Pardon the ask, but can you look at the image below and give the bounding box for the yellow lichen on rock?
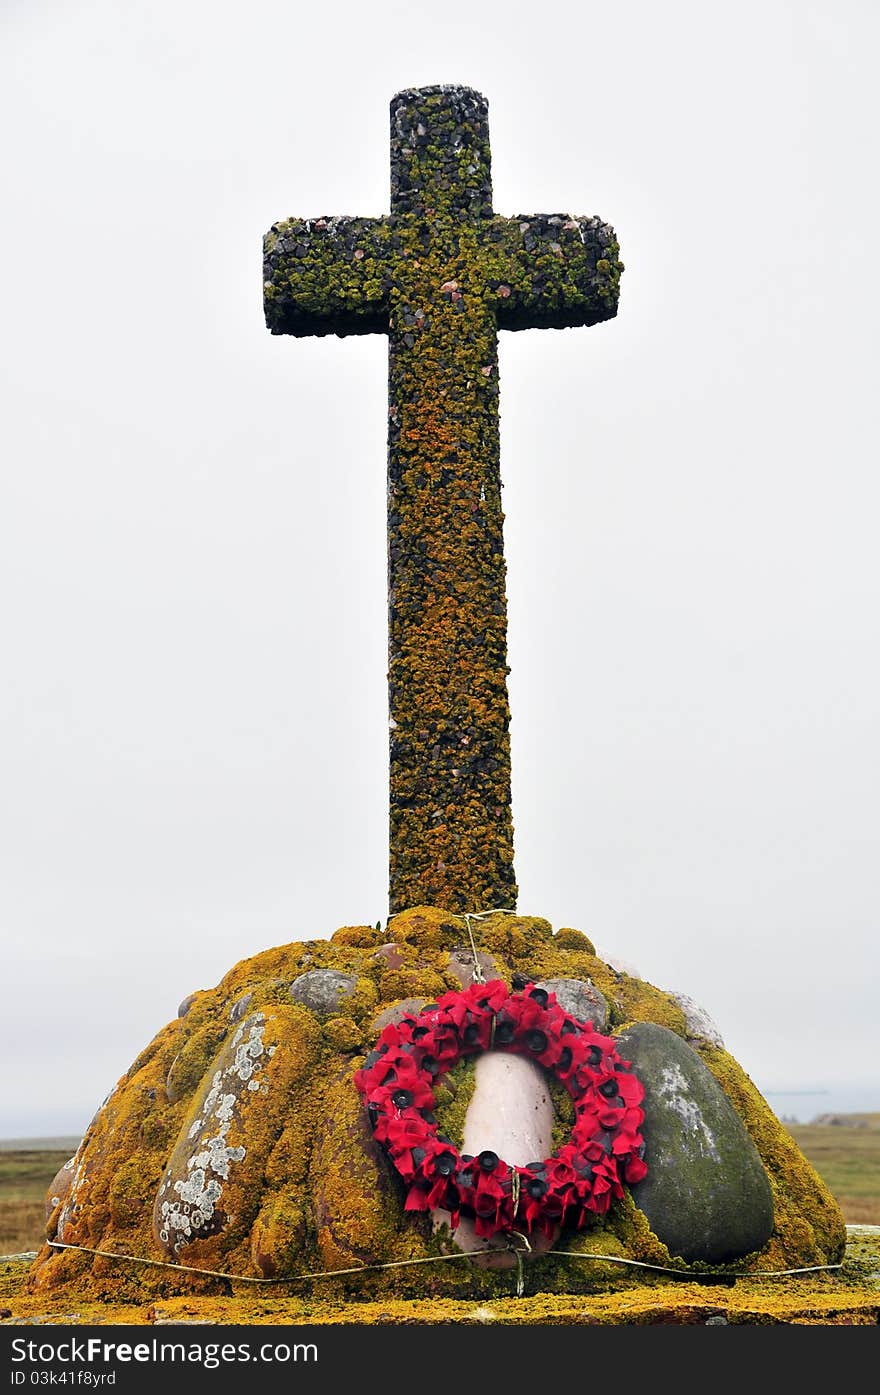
[30,908,846,1307]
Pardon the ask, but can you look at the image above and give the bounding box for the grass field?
[2,1117,878,1253]
[0,1149,71,1254]
[787,1114,880,1224]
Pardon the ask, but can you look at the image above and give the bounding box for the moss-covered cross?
[264,85,622,916]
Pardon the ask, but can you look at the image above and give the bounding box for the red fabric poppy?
[355,979,647,1241]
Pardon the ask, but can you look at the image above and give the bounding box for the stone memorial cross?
[264,85,622,915]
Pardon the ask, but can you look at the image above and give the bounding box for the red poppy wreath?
[355,979,648,1239]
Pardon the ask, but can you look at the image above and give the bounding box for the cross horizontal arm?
[263,216,392,337]
[480,214,622,332]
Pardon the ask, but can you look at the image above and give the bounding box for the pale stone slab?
[433,1052,558,1267]
[154,1013,273,1255]
[462,1054,554,1165]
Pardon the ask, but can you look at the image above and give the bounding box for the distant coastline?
[763,1085,880,1123]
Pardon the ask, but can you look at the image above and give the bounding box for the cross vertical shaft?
[387,88,515,913]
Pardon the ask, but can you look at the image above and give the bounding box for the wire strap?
[551,1251,843,1279]
[47,1239,842,1285]
[462,906,517,984]
[48,1241,496,1285]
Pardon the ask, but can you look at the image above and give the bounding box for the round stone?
[289,969,358,1016]
[370,942,408,970]
[371,997,426,1033]
[447,946,500,987]
[670,992,725,1048]
[229,992,253,1023]
[537,977,608,1030]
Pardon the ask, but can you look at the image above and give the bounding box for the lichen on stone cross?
[263,85,623,915]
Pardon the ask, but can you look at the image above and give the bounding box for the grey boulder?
[617,1022,774,1263]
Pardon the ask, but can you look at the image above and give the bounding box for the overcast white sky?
[2,0,878,1136]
